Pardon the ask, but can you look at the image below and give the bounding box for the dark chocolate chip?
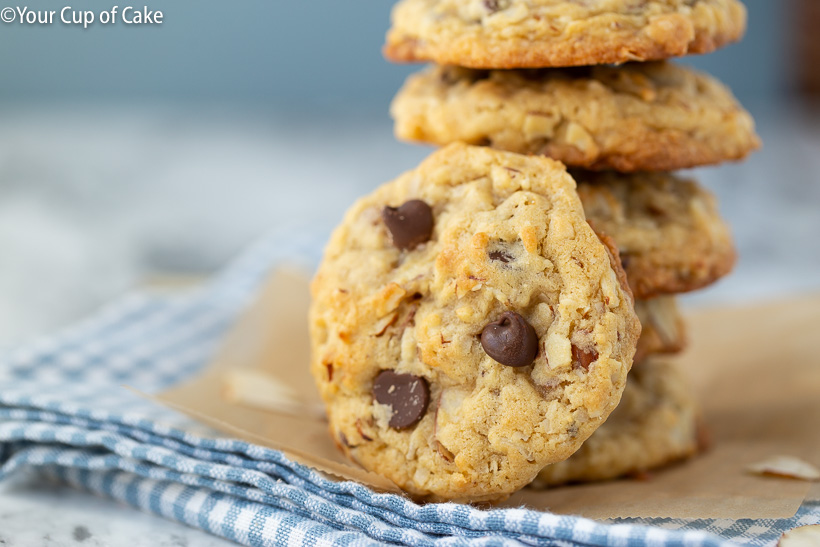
[382,200,434,250]
[373,370,430,429]
[489,250,513,264]
[572,345,598,371]
[483,0,511,12]
[480,311,538,367]
[483,0,501,11]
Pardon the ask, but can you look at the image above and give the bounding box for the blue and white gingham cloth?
[1,229,817,546]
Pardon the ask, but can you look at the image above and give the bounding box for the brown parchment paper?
[157,269,820,520]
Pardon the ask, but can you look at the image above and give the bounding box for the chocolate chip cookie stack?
[385,0,760,487]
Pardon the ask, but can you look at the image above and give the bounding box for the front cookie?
[384,0,747,69]
[392,62,759,172]
[310,143,640,502]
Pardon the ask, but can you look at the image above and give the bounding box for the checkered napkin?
[1,229,817,547]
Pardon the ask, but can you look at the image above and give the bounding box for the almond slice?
[747,456,820,481]
[222,369,327,420]
[778,525,820,547]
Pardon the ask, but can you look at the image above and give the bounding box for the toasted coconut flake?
[778,525,820,547]
[747,456,820,481]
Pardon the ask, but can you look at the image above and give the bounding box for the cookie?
[385,0,747,69]
[634,297,686,363]
[310,143,641,502]
[391,62,760,172]
[577,170,736,298]
[531,359,699,487]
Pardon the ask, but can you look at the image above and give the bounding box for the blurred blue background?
[0,0,792,106]
[0,0,818,345]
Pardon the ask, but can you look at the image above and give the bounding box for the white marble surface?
[0,473,231,546]
[0,103,818,544]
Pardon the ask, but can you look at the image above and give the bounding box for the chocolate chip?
[382,200,433,250]
[373,370,430,429]
[480,311,538,367]
[483,0,508,12]
[489,250,513,264]
[483,0,501,11]
[572,345,598,371]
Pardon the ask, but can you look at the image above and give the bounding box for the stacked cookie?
[386,0,759,488]
[311,143,642,502]
[308,0,760,503]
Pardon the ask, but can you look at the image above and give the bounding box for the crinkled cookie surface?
[309,143,640,502]
[385,0,747,68]
[532,358,699,487]
[577,170,736,298]
[392,62,759,172]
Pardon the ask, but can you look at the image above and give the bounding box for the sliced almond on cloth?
[778,525,820,547]
[747,456,820,481]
